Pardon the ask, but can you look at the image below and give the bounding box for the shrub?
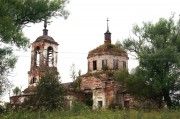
[108,103,123,111]
[71,100,90,114]
[102,65,109,71]
[0,105,5,114]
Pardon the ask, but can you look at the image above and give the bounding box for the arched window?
[35,46,40,66]
[47,46,53,67]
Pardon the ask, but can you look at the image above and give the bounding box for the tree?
[0,48,16,96]
[73,70,82,92]
[115,40,122,48]
[12,86,21,96]
[0,0,69,96]
[28,71,65,110]
[70,63,76,81]
[123,15,180,108]
[113,69,129,84]
[70,64,82,91]
[0,0,69,48]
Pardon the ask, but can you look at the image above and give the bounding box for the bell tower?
[28,20,59,87]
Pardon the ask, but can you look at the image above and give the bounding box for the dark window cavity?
[113,59,118,70]
[93,60,97,70]
[31,77,36,84]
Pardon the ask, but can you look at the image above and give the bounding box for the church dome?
[88,19,128,59]
[87,43,128,58]
[35,35,58,45]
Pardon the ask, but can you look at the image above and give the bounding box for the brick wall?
[88,55,128,72]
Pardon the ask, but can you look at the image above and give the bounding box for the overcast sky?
[2,0,180,101]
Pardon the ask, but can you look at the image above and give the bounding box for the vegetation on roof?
[88,43,127,58]
[81,70,114,80]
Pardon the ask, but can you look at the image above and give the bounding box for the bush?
[108,103,123,111]
[102,65,109,71]
[71,100,90,114]
[24,71,66,111]
[0,105,5,114]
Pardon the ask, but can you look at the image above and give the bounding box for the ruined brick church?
[10,19,136,109]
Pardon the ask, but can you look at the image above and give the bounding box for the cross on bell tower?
[43,19,48,35]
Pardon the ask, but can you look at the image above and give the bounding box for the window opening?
[31,77,36,84]
[35,47,40,66]
[102,59,107,67]
[47,47,53,67]
[93,60,97,70]
[123,61,126,69]
[102,59,108,70]
[113,59,118,70]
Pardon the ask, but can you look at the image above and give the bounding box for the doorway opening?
[98,101,103,109]
[124,101,130,109]
[84,90,93,108]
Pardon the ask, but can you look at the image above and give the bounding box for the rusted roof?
[35,35,58,45]
[88,43,128,58]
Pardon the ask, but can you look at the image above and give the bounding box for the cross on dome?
[107,18,109,32]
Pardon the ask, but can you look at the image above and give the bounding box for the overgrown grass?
[1,109,180,119]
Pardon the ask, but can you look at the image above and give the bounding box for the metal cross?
[107,18,109,31]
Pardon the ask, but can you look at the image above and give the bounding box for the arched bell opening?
[47,46,54,67]
[35,46,40,67]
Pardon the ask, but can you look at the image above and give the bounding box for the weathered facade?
[27,21,58,89]
[78,19,136,109]
[10,21,59,105]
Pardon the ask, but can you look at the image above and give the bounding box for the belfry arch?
[47,46,54,67]
[35,46,40,67]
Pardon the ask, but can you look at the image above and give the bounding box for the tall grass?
[1,109,180,119]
